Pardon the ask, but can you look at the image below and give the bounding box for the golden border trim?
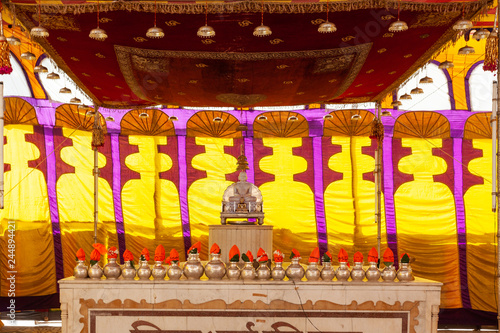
[10,0,489,15]
[79,298,420,333]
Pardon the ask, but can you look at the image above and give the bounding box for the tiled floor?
[0,328,61,333]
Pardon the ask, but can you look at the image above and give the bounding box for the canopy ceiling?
[9,0,488,108]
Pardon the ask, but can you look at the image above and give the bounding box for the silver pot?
[104,258,121,279]
[183,253,204,280]
[336,262,350,281]
[121,261,136,280]
[365,262,381,282]
[205,253,226,280]
[381,265,396,282]
[397,263,414,282]
[285,257,305,281]
[167,262,183,280]
[137,260,152,280]
[305,262,321,281]
[88,264,103,280]
[226,262,241,280]
[320,262,335,281]
[152,261,167,280]
[350,262,365,282]
[240,262,256,280]
[74,260,88,279]
[271,262,286,281]
[256,262,271,280]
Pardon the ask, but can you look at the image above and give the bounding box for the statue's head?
[238,171,247,181]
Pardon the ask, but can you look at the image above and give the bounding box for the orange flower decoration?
[123,249,134,262]
[308,247,320,263]
[107,246,118,259]
[383,248,394,265]
[90,249,101,262]
[338,248,348,263]
[187,241,201,254]
[168,248,179,263]
[140,248,150,261]
[229,245,240,262]
[210,243,221,254]
[353,251,363,263]
[155,245,166,261]
[290,248,301,259]
[257,248,268,262]
[92,243,107,255]
[368,247,378,263]
[242,250,253,262]
[273,250,284,262]
[76,248,86,261]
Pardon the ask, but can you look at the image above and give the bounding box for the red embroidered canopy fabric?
[10,0,487,108]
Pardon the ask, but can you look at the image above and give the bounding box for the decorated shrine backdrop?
[0,98,497,323]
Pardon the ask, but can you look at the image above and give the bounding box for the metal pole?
[493,81,497,213]
[93,107,100,244]
[375,103,382,262]
[0,82,4,210]
[496,4,500,326]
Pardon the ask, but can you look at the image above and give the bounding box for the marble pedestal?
[209,224,273,262]
[59,277,441,333]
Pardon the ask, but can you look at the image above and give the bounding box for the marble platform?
[59,276,441,333]
[209,225,273,261]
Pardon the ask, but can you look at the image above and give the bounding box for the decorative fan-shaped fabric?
[253,112,308,138]
[55,104,106,132]
[464,113,492,140]
[121,109,175,136]
[394,111,450,139]
[186,111,242,138]
[4,97,38,125]
[323,110,374,137]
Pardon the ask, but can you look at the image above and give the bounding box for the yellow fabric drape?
[394,138,461,308]
[464,139,497,312]
[122,135,184,261]
[0,125,55,296]
[324,136,387,257]
[259,137,318,258]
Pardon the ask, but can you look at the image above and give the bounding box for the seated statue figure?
[221,170,264,225]
[229,171,257,205]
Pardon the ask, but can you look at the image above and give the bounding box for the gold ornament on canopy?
[391,100,402,107]
[400,93,412,100]
[351,113,362,120]
[438,60,454,69]
[21,51,35,61]
[254,0,272,37]
[318,0,337,33]
[419,76,433,84]
[197,0,215,38]
[453,4,473,31]
[410,87,423,94]
[458,44,475,55]
[389,0,408,32]
[30,1,49,38]
[146,0,164,39]
[59,87,71,94]
[47,72,60,80]
[70,97,81,104]
[89,0,107,41]
[473,28,490,41]
[34,65,48,73]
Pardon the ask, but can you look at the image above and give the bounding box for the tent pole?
[375,103,382,262]
[93,107,100,244]
[496,5,500,325]
[0,82,4,210]
[493,81,497,213]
